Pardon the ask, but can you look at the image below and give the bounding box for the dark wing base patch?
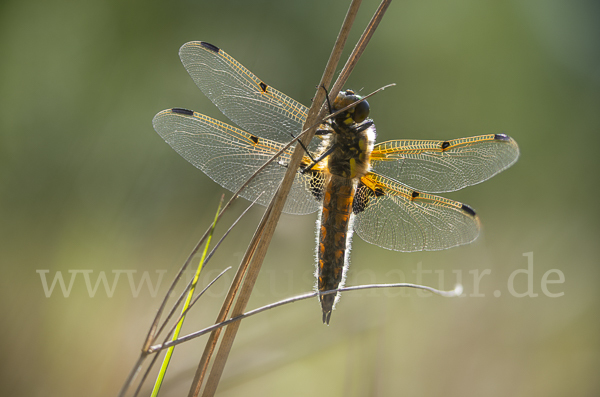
[307,170,325,201]
[353,181,384,214]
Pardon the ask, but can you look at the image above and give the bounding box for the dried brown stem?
[196,1,370,395]
[119,1,393,396]
[330,0,392,103]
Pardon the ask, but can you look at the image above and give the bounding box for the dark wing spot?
[411,191,420,199]
[171,108,194,115]
[250,135,259,144]
[259,82,268,92]
[494,133,510,141]
[441,141,450,150]
[461,204,476,217]
[374,187,385,197]
[200,42,220,53]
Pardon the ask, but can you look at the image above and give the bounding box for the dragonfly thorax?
[320,90,376,180]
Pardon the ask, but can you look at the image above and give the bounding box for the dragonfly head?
[333,89,370,124]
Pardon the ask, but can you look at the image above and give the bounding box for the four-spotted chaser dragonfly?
[153,41,519,324]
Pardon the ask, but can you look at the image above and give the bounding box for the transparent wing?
[179,41,320,151]
[352,173,480,252]
[370,134,519,193]
[153,108,321,215]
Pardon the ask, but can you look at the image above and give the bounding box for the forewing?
[370,134,519,193]
[153,108,321,215]
[352,173,480,252]
[178,41,320,150]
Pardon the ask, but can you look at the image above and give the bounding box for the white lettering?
[507,252,538,297]
[541,269,565,297]
[469,269,491,297]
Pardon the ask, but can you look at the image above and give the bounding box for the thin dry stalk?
[196,1,393,396]
[131,268,231,397]
[330,0,392,101]
[120,1,393,395]
[119,196,259,396]
[187,209,269,396]
[194,1,363,395]
[149,282,462,351]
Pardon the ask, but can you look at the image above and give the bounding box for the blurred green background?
[1,0,599,395]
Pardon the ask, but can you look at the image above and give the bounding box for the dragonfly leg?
[301,145,336,174]
[353,120,374,133]
[321,84,334,114]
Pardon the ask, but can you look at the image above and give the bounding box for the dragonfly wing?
[153,108,321,215]
[178,42,320,151]
[370,134,519,193]
[352,173,481,252]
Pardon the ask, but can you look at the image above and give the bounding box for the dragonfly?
[153,41,520,324]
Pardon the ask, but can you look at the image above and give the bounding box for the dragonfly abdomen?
[317,175,356,324]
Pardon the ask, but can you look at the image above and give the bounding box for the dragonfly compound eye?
[333,91,355,109]
[352,100,370,123]
[334,90,369,123]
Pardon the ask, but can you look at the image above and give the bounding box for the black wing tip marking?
[461,204,477,217]
[441,141,450,149]
[494,133,512,141]
[171,107,194,116]
[200,42,220,53]
[411,191,420,199]
[259,82,268,92]
[250,135,259,144]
